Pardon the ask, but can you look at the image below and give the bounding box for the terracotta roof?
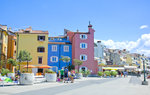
[16,30,48,34]
[32,30,48,34]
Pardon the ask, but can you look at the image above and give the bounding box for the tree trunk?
[78,65,79,72]
[27,60,29,72]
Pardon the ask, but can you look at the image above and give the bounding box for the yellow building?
[16,27,49,75]
[7,31,17,59]
[0,25,8,65]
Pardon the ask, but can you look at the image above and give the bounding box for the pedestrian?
[70,70,75,83]
[59,67,64,82]
[123,71,126,78]
[64,67,69,83]
[118,71,121,77]
[121,71,123,77]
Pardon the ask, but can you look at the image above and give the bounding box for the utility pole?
[142,54,148,85]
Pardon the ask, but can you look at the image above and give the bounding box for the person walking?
[70,70,75,83]
[64,67,69,83]
[59,67,64,82]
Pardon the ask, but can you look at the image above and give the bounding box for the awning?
[37,65,52,68]
[124,66,137,69]
[102,67,124,70]
[24,65,36,68]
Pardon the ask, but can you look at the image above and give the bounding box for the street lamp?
[142,54,148,85]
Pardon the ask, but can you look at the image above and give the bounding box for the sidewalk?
[0,77,104,95]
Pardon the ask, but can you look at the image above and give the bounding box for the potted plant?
[104,71,110,78]
[1,68,10,76]
[73,59,83,79]
[45,69,57,82]
[7,58,17,79]
[18,50,34,85]
[98,71,103,78]
[110,71,118,78]
[81,70,91,77]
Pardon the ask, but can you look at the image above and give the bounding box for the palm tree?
[60,56,70,67]
[73,59,83,72]
[0,60,5,69]
[7,58,17,72]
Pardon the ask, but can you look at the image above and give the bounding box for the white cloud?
[140,25,148,29]
[95,33,150,56]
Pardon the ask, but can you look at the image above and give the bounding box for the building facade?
[7,31,17,59]
[16,27,48,74]
[66,24,98,74]
[0,25,8,62]
[94,41,105,59]
[48,36,72,71]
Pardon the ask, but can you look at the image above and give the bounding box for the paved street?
[0,76,150,95]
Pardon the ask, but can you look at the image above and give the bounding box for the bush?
[81,70,91,77]
[110,71,118,76]
[45,69,56,74]
[104,71,110,76]
[98,71,103,76]
[1,68,10,76]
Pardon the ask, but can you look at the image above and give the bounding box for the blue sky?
[1,0,150,56]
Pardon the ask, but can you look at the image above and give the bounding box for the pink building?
[65,24,98,74]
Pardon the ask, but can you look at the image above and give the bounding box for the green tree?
[17,50,23,70]
[0,60,5,69]
[60,56,70,66]
[7,58,17,72]
[73,59,83,72]
[17,50,32,72]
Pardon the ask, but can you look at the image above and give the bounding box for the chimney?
[88,21,95,33]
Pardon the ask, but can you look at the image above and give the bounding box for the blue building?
[48,36,72,71]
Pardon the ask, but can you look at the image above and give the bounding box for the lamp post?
[142,54,148,85]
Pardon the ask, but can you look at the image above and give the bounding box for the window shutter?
[80,43,82,48]
[37,36,39,40]
[37,47,39,52]
[43,36,45,41]
[43,47,45,52]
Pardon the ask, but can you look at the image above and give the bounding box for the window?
[80,34,87,40]
[64,46,69,52]
[37,47,45,52]
[80,54,87,61]
[15,41,16,46]
[38,57,42,64]
[80,43,87,49]
[38,36,45,41]
[50,56,58,62]
[52,45,57,51]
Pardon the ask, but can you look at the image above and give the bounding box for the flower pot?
[111,76,114,78]
[76,73,83,79]
[19,73,34,85]
[45,73,57,82]
[7,73,15,79]
[99,76,102,78]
